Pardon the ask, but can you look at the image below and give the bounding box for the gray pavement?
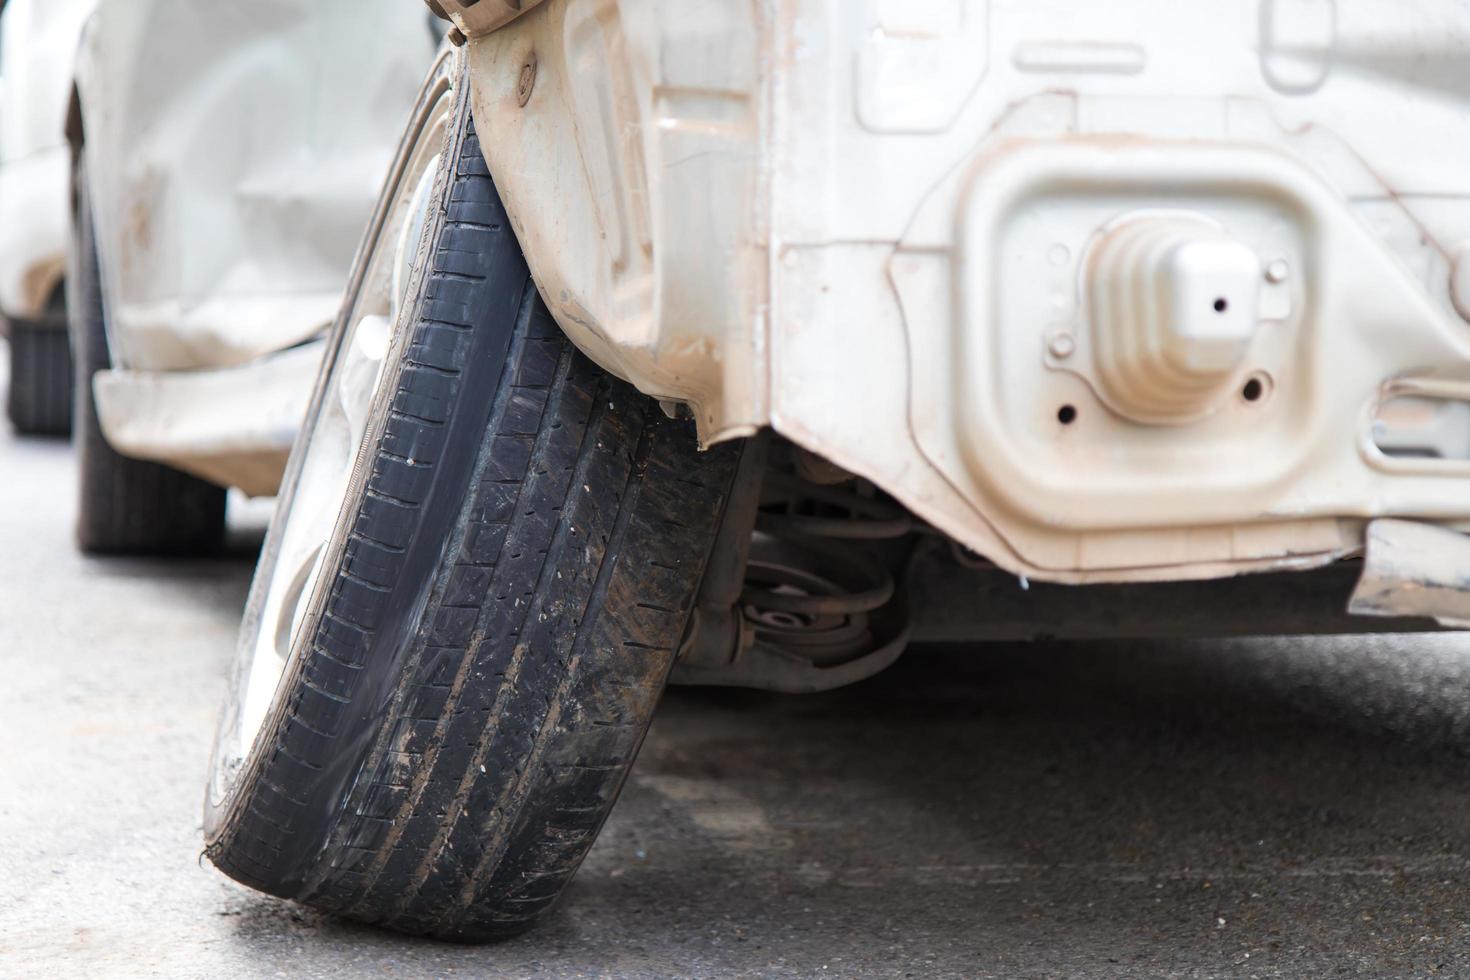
[5,373,1470,976]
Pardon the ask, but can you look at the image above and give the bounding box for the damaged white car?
[65,0,436,551]
[206,0,1470,941]
[0,0,94,436]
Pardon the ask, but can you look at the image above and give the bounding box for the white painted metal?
[1374,397,1470,462]
[1350,519,1470,629]
[464,0,1470,583]
[0,0,97,319]
[72,0,437,373]
[64,0,435,496]
[1087,214,1263,424]
[92,340,324,497]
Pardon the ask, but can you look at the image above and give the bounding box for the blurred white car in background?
[65,0,437,552]
[0,0,95,436]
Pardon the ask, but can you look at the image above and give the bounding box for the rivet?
[1047,332,1076,360]
[1265,258,1290,284]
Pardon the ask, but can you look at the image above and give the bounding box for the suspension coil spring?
[740,470,912,672]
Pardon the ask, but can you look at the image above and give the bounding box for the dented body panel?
[93,340,323,496]
[464,0,1470,583]
[464,4,767,443]
[1350,519,1470,629]
[73,0,437,373]
[67,0,435,489]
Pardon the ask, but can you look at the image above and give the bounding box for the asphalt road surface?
[5,366,1470,977]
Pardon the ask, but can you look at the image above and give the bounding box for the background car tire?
[68,154,227,555]
[5,295,73,437]
[204,55,741,942]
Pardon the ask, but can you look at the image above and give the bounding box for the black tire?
[6,300,73,437]
[68,153,227,555]
[204,54,740,942]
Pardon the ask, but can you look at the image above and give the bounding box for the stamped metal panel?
[72,0,437,372]
[464,0,766,441]
[466,0,1470,583]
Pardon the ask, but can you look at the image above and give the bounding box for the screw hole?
[1213,297,1229,313]
[1242,377,1264,402]
[1057,404,1077,425]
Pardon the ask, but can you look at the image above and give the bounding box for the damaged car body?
[454,0,1470,642]
[203,0,1470,942]
[63,0,437,551]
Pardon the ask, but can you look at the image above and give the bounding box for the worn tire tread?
[206,96,736,942]
[6,313,73,437]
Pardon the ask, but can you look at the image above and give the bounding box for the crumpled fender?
[71,0,437,372]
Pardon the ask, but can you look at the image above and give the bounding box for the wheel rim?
[214,82,453,796]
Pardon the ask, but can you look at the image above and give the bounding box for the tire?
[6,301,73,437]
[68,153,227,555]
[204,52,740,942]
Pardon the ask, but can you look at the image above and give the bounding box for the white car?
[205,0,1470,942]
[65,0,436,551]
[0,0,95,436]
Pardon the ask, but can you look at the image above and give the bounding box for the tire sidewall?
[203,49,463,843]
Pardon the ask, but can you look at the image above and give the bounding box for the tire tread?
[69,155,226,555]
[206,105,737,942]
[6,314,73,437]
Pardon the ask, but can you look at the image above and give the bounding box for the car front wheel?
[203,50,740,941]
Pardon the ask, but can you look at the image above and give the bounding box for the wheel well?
[64,83,84,161]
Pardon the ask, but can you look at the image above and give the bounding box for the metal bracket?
[423,0,546,40]
[1349,518,1470,628]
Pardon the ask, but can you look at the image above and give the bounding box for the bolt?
[1265,258,1289,284]
[516,54,538,107]
[1047,332,1076,360]
[446,26,466,47]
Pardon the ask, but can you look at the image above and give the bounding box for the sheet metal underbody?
[459,0,1470,588]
